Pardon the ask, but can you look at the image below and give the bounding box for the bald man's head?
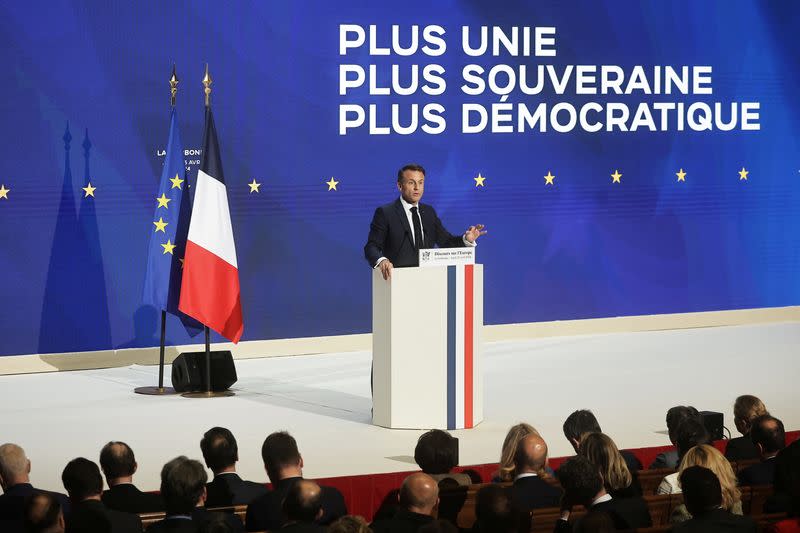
[514,434,548,474]
[24,491,64,533]
[0,443,31,489]
[399,473,439,515]
[283,479,323,523]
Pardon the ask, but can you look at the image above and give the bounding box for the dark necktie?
[410,206,423,250]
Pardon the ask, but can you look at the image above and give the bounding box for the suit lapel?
[418,204,433,248]
[393,198,413,242]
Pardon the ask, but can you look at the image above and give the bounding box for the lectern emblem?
[421,250,431,261]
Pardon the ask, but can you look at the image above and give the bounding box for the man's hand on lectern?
[465,224,487,243]
[378,258,393,280]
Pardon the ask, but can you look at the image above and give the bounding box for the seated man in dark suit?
[281,479,327,533]
[509,434,562,511]
[562,411,642,473]
[200,427,268,507]
[739,414,785,486]
[673,466,756,532]
[245,431,346,531]
[554,456,651,532]
[725,395,768,461]
[100,441,164,513]
[649,406,700,470]
[371,473,438,533]
[0,443,71,525]
[472,484,528,533]
[62,457,142,533]
[23,491,65,533]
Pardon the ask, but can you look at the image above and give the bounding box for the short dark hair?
[99,441,136,479]
[414,430,458,475]
[675,418,711,459]
[666,406,700,443]
[680,466,722,516]
[563,410,602,443]
[397,164,425,182]
[283,480,321,523]
[160,456,208,515]
[750,415,785,454]
[23,491,62,533]
[62,457,103,500]
[474,484,514,532]
[261,431,301,481]
[201,427,239,473]
[555,456,603,507]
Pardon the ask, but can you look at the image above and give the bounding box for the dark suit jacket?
[649,448,680,470]
[555,500,651,533]
[738,457,776,486]
[245,477,346,532]
[205,473,268,507]
[279,522,328,533]
[672,508,756,533]
[66,499,142,533]
[147,508,243,533]
[725,435,760,461]
[370,509,435,533]
[102,483,164,514]
[364,199,465,268]
[620,450,643,472]
[509,475,562,511]
[0,483,71,521]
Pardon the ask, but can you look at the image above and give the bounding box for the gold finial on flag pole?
[202,64,212,107]
[169,64,179,107]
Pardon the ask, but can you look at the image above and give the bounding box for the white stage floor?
[2,321,799,494]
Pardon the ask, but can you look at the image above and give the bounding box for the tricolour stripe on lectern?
[446,266,457,429]
[445,264,476,430]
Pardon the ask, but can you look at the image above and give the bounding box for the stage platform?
[2,321,799,500]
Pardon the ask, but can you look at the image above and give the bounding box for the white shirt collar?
[399,196,419,210]
[591,493,613,506]
[514,472,539,481]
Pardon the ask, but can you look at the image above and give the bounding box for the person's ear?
[299,456,304,469]
[26,459,31,474]
[133,462,138,475]
[199,486,207,507]
[57,511,65,531]
[570,438,580,452]
[316,507,323,521]
[757,443,764,456]
[0,472,6,489]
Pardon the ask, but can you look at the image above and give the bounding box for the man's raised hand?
[465,224,487,243]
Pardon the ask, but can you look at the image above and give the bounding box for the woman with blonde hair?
[579,432,641,498]
[494,423,546,482]
[670,444,743,523]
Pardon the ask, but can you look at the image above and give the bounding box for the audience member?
[61,457,141,533]
[668,445,742,523]
[200,427,268,507]
[657,418,711,494]
[579,433,641,499]
[495,423,542,482]
[649,406,700,469]
[766,440,800,532]
[23,491,65,533]
[370,473,438,533]
[245,431,346,531]
[99,441,164,513]
[0,444,70,525]
[555,456,651,531]
[572,511,616,533]
[413,430,470,487]
[417,520,458,533]
[329,515,372,533]
[739,415,785,486]
[471,484,524,533]
[673,466,756,532]
[280,479,327,533]
[562,410,642,472]
[509,434,561,512]
[725,395,768,461]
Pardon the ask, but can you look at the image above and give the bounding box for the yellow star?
[676,168,686,182]
[544,171,555,185]
[153,217,168,233]
[248,179,261,193]
[0,184,9,200]
[169,174,184,189]
[474,173,486,187]
[326,177,339,191]
[161,239,176,255]
[738,167,749,180]
[156,193,171,208]
[611,170,622,184]
[82,182,96,197]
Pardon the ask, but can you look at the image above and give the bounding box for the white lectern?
[372,262,483,430]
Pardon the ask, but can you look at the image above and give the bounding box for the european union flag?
[142,109,202,335]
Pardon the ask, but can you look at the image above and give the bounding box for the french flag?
[179,108,244,343]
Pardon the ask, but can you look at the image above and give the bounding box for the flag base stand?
[181,390,235,399]
[134,386,177,396]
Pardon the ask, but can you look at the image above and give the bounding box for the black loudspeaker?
[700,410,724,441]
[171,351,237,392]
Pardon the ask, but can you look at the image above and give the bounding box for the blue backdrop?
[0,0,798,356]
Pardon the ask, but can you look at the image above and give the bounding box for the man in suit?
[200,427,268,507]
[0,443,70,526]
[673,466,756,532]
[280,480,327,533]
[509,434,562,512]
[739,414,785,486]
[246,432,346,531]
[472,484,524,533]
[649,406,700,470]
[364,163,486,279]
[371,473,439,533]
[561,410,642,473]
[725,395,768,461]
[554,456,651,532]
[100,441,164,513]
[23,491,65,533]
[61,457,141,533]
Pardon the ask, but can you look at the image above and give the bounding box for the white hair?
[0,443,29,481]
